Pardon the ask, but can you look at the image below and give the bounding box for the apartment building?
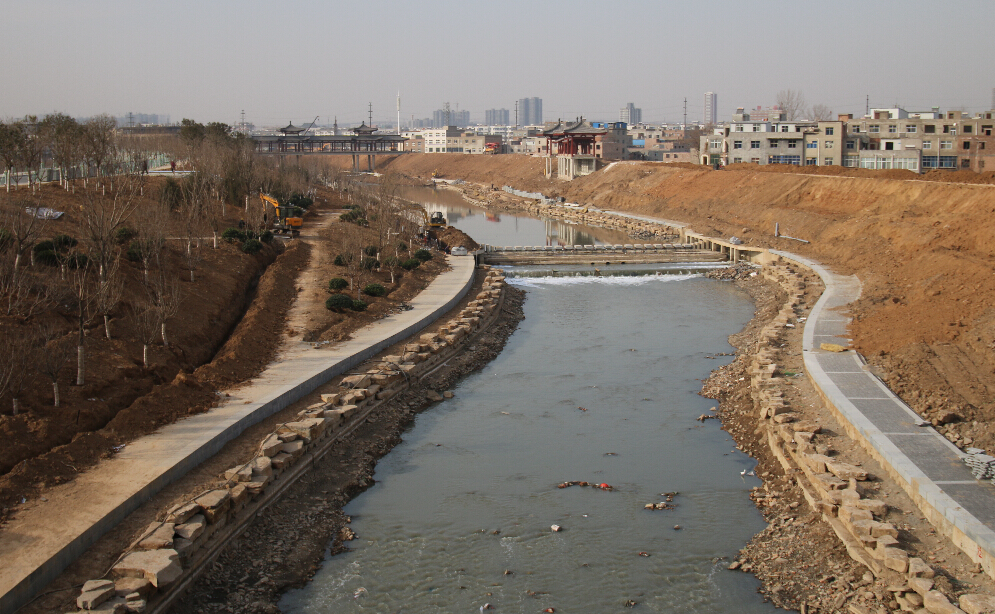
[420,127,501,154]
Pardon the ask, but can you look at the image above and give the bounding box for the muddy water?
[399,186,634,247]
[280,194,776,613]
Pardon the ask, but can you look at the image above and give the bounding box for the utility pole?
[866,95,869,117]
[515,100,519,129]
[683,98,687,137]
[368,102,373,127]
[240,109,245,133]
[128,112,134,128]
[444,102,451,127]
[397,92,401,134]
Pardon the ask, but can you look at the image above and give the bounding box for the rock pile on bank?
[67,268,509,613]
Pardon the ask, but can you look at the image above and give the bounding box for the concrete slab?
[0,256,475,614]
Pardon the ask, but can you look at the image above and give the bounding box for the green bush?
[126,240,145,262]
[222,227,245,243]
[351,299,368,311]
[115,227,136,244]
[328,277,348,291]
[363,245,378,257]
[363,283,386,297]
[260,230,274,243]
[33,240,55,254]
[325,293,353,311]
[414,248,433,262]
[382,256,399,269]
[53,235,78,251]
[396,241,408,252]
[401,258,421,271]
[287,193,313,210]
[333,254,346,266]
[241,239,263,254]
[362,258,379,271]
[35,249,59,266]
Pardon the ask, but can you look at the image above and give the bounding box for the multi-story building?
[844,108,995,172]
[517,97,543,126]
[699,107,844,167]
[624,124,693,162]
[620,103,642,125]
[421,127,501,154]
[704,92,717,126]
[431,109,470,129]
[485,109,511,125]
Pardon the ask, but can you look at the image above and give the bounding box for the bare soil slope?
[382,154,995,452]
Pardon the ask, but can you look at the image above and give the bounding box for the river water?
[280,190,776,613]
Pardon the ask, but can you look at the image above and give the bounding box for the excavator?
[260,194,303,236]
[421,209,447,229]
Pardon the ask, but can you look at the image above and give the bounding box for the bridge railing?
[479,243,700,254]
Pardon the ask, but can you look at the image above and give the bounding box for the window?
[846,140,855,150]
[733,157,742,163]
[781,125,789,132]
[735,125,744,132]
[824,157,834,165]
[905,125,917,134]
[733,140,743,149]
[869,125,880,133]
[888,125,897,133]
[923,141,932,149]
[963,141,970,150]
[940,141,953,150]
[751,140,760,149]
[769,140,779,148]
[825,141,834,148]
[825,127,834,136]
[787,140,798,148]
[752,125,760,132]
[807,142,818,148]
[806,158,817,166]
[962,159,971,168]
[943,125,951,134]
[768,155,801,165]
[885,142,894,150]
[924,125,936,134]
[750,157,760,164]
[709,139,721,150]
[852,126,860,133]
[963,125,973,134]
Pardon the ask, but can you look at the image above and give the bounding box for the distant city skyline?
[2,0,992,127]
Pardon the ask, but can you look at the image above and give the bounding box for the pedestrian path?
[0,256,476,614]
[783,251,995,574]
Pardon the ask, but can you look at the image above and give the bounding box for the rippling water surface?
[280,273,777,613]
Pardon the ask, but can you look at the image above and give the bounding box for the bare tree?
[78,174,141,284]
[811,104,834,122]
[129,303,160,370]
[38,113,83,190]
[0,120,27,192]
[0,197,45,271]
[0,327,33,415]
[16,116,45,192]
[95,257,124,338]
[65,248,98,386]
[776,90,807,120]
[145,266,180,348]
[83,115,117,186]
[36,323,74,407]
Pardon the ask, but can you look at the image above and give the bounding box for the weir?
[478,243,728,265]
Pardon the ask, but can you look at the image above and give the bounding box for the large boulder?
[112,549,182,588]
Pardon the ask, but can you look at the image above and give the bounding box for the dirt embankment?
[381,154,995,454]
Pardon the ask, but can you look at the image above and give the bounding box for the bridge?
[250,122,407,171]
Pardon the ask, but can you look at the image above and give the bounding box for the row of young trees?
[0,114,120,192]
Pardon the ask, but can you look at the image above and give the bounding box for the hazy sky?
[3,0,993,128]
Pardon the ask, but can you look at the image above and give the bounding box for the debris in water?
[551,524,562,532]
[638,551,650,557]
[577,406,588,412]
[353,587,367,599]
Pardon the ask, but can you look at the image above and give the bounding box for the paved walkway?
[0,256,476,614]
[783,251,995,572]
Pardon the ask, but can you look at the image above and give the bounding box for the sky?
[2,0,993,128]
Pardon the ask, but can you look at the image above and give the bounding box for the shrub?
[396,241,408,252]
[259,230,274,243]
[241,239,263,254]
[362,258,379,271]
[53,234,78,251]
[351,299,368,311]
[160,177,183,209]
[363,245,378,257]
[65,253,88,269]
[222,227,245,243]
[325,293,353,311]
[382,256,399,269]
[401,258,421,271]
[287,193,313,209]
[363,283,386,297]
[115,227,136,244]
[333,254,346,266]
[33,240,55,254]
[126,241,142,262]
[35,249,59,266]
[414,248,433,262]
[328,277,348,291]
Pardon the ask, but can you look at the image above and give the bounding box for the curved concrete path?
[0,256,476,614]
[782,251,995,576]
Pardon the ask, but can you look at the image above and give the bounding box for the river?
[279,189,777,613]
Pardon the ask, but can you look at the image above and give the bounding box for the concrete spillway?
[479,243,728,266]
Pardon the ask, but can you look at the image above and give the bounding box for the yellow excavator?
[420,209,447,229]
[260,194,303,236]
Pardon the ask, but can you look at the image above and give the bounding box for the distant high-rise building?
[704,92,717,125]
[485,108,511,125]
[432,109,469,128]
[620,102,642,125]
[517,97,543,126]
[992,87,994,110]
